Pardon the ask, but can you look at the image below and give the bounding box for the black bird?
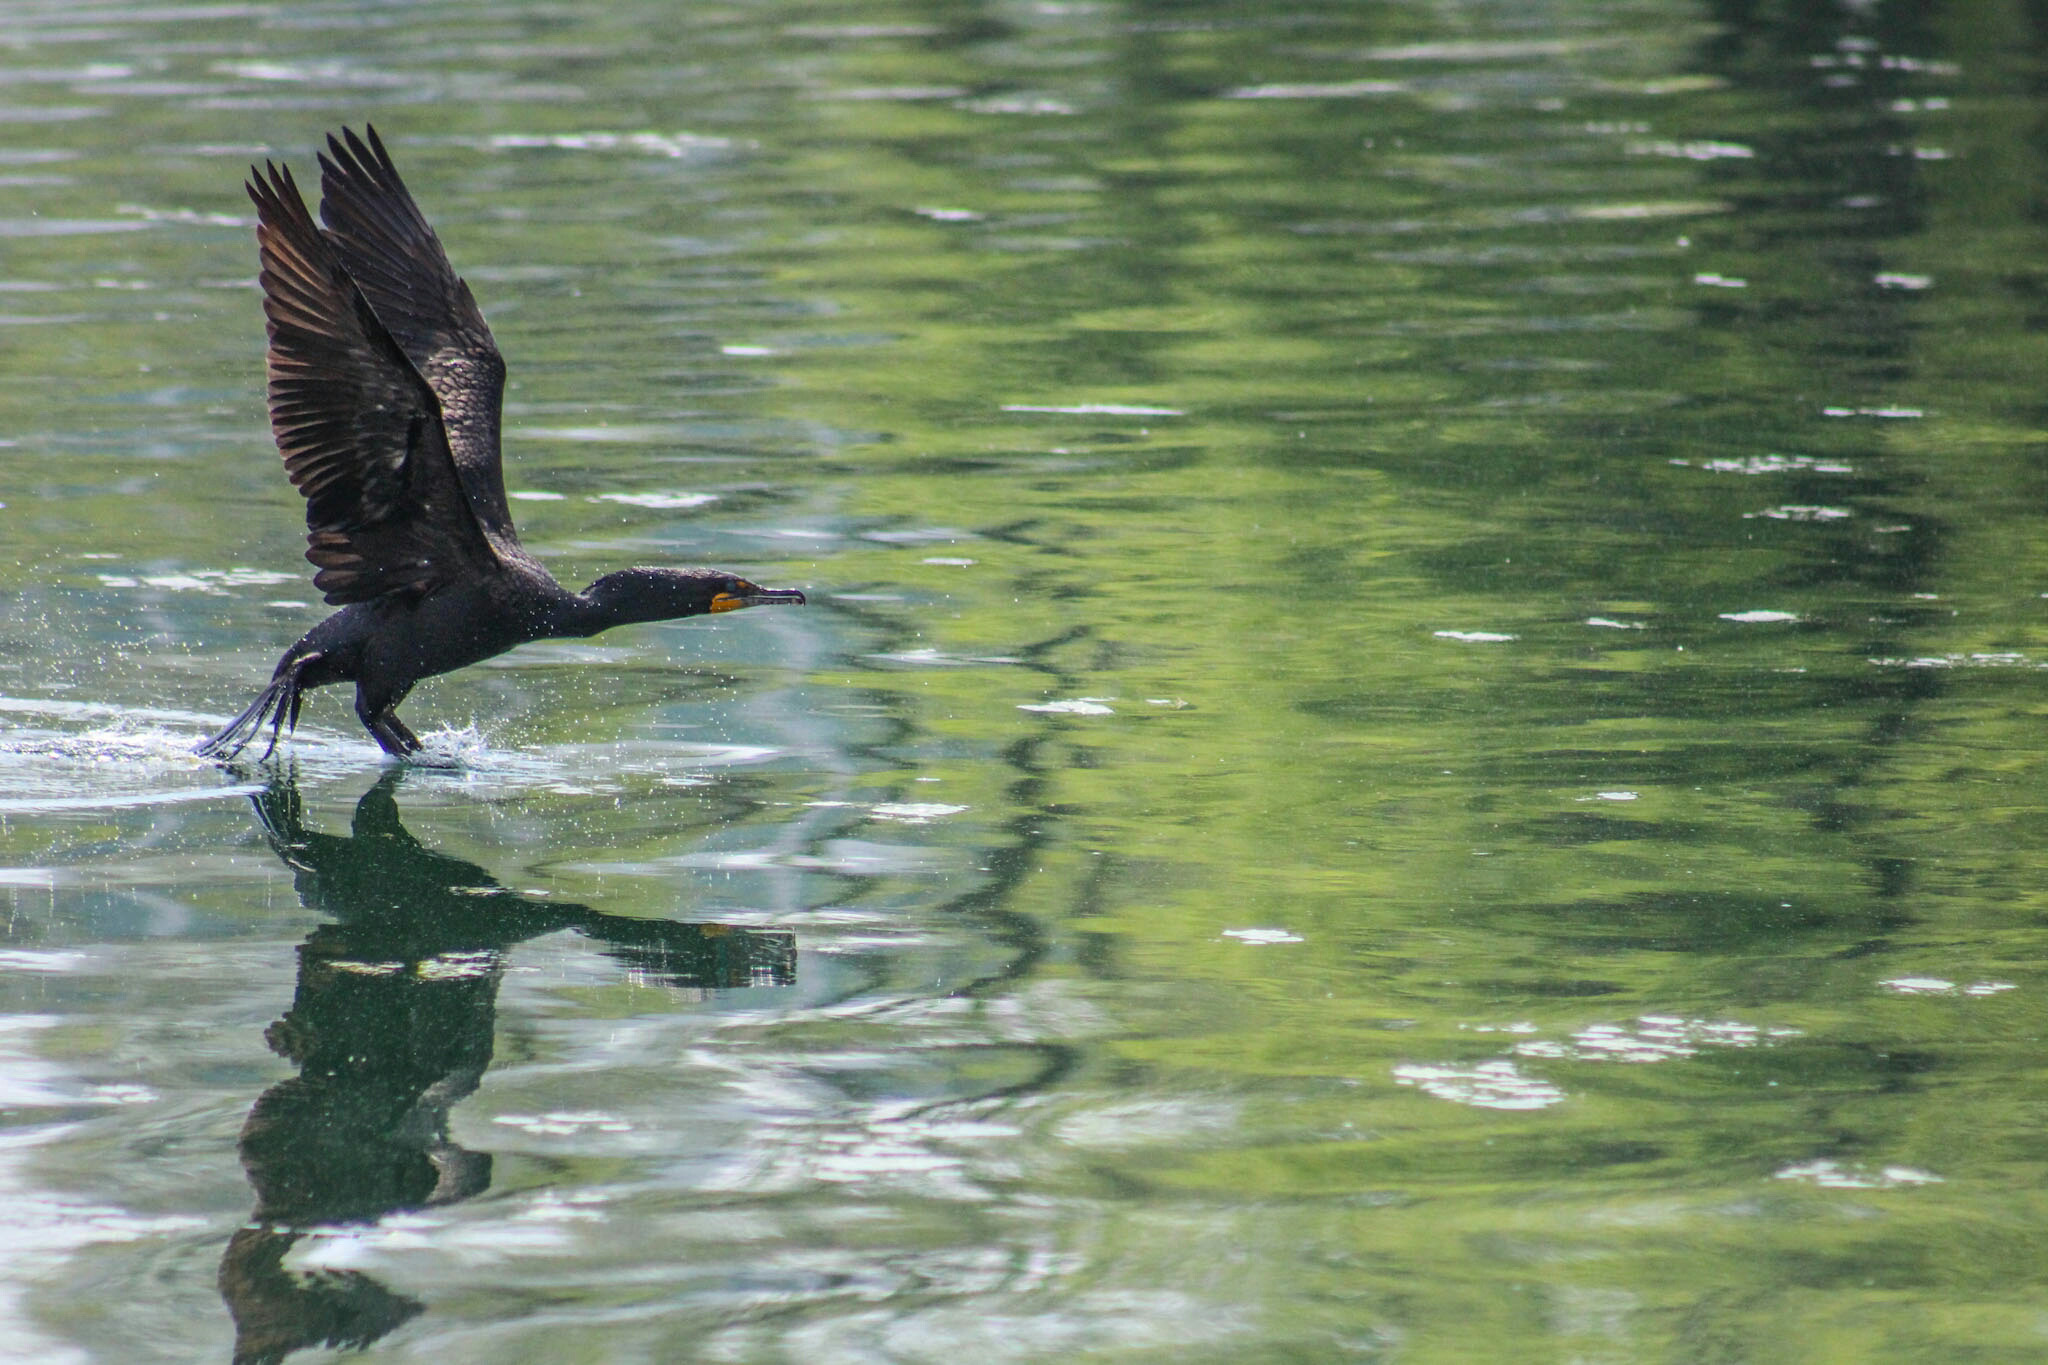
[197,126,805,761]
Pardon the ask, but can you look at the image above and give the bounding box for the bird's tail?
[195,652,322,762]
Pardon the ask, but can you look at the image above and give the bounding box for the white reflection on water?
[1745,505,1849,522]
[0,1015,158,1107]
[0,1125,210,1365]
[289,1204,589,1272]
[1669,453,1854,474]
[1630,139,1754,160]
[1054,1097,1241,1152]
[1224,79,1406,99]
[1017,698,1114,715]
[518,423,728,444]
[1220,928,1303,945]
[957,94,1077,117]
[1878,977,2016,996]
[0,949,80,969]
[1514,1017,1801,1064]
[1408,1014,1800,1109]
[868,648,1024,667]
[0,786,257,814]
[0,217,147,236]
[767,1287,1243,1363]
[1773,1160,1943,1189]
[693,1079,1012,1202]
[1000,403,1184,416]
[591,491,720,510]
[1867,652,2042,670]
[461,130,730,159]
[494,1111,634,1136]
[1392,1059,1566,1110]
[864,802,969,824]
[111,203,247,227]
[92,567,299,593]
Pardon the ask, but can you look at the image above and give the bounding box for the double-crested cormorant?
[197,126,805,762]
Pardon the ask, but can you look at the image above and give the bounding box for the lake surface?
[5,0,2048,1360]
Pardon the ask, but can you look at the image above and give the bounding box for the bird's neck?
[558,569,713,637]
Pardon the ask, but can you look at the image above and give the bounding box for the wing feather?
[246,160,501,605]
[315,124,517,542]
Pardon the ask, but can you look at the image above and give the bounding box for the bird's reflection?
[218,770,795,1365]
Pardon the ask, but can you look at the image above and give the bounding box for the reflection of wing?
[317,125,517,543]
[246,162,502,605]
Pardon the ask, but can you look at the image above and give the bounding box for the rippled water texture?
[5,1,2048,1360]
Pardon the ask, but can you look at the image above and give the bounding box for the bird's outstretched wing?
[247,160,502,605]
[315,125,517,543]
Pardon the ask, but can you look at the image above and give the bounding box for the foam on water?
[0,689,802,806]
[0,697,271,810]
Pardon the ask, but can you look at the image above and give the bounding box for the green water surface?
[4,0,2048,1360]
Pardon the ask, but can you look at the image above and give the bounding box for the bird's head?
[706,572,808,614]
[581,567,807,628]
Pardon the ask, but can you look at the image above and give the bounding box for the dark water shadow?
[218,769,796,1365]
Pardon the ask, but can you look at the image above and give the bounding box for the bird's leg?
[251,652,321,762]
[383,713,421,753]
[355,691,422,757]
[258,654,322,760]
[260,672,298,759]
[261,697,289,760]
[369,715,419,757]
[196,686,276,760]
[368,714,420,757]
[197,649,321,762]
